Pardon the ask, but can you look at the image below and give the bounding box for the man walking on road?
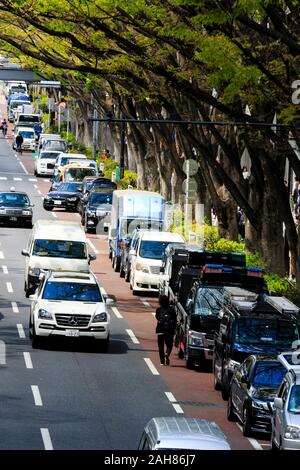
[15,132,23,155]
[155,295,176,366]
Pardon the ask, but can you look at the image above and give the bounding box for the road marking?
[111,306,123,319]
[144,358,160,375]
[165,392,177,403]
[43,179,50,183]
[51,213,57,218]
[31,385,43,406]
[172,403,184,414]
[34,184,38,188]
[2,265,8,274]
[6,282,13,293]
[11,301,19,313]
[87,239,97,252]
[14,153,18,158]
[0,176,7,180]
[23,352,33,369]
[0,251,4,259]
[40,428,53,450]
[13,177,22,181]
[19,162,28,174]
[100,286,107,296]
[236,423,263,450]
[152,312,156,317]
[17,324,26,338]
[28,178,37,182]
[141,299,151,308]
[126,329,140,344]
[37,190,42,195]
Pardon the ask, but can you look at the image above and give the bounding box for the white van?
[129,231,185,293]
[15,113,41,126]
[34,150,62,176]
[21,220,96,297]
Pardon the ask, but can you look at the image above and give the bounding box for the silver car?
[272,353,300,450]
[138,417,231,450]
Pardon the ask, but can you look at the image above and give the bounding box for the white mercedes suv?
[29,271,112,351]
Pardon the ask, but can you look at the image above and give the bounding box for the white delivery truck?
[109,190,165,272]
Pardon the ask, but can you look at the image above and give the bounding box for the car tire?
[125,267,130,283]
[119,261,125,278]
[227,392,236,421]
[29,317,33,339]
[271,437,278,451]
[221,369,229,400]
[185,349,195,369]
[43,206,53,211]
[213,360,222,391]
[113,256,121,273]
[242,404,252,437]
[109,249,112,260]
[26,221,33,229]
[32,324,43,349]
[25,284,32,298]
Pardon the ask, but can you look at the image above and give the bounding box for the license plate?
[65,329,80,337]
[9,216,17,221]
[54,200,62,205]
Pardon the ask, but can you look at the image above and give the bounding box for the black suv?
[227,355,286,436]
[214,294,300,400]
[81,191,112,233]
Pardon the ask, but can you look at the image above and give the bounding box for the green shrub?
[264,274,300,306]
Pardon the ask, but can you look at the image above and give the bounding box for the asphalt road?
[0,92,271,451]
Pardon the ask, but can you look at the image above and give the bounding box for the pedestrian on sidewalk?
[155,295,176,366]
[1,118,7,136]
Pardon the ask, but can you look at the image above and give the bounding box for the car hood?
[37,300,107,316]
[47,191,80,198]
[28,256,89,272]
[88,203,112,212]
[249,385,278,401]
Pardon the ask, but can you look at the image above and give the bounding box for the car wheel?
[213,360,221,390]
[120,261,125,278]
[109,249,112,260]
[221,369,229,400]
[43,206,53,211]
[185,348,195,369]
[29,317,33,339]
[125,267,130,283]
[227,392,236,421]
[32,323,43,349]
[25,284,32,298]
[271,436,278,451]
[242,404,252,437]
[113,256,121,273]
[26,222,33,229]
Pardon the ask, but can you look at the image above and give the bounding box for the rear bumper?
[37,167,55,175]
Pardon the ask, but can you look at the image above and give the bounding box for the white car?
[13,126,36,151]
[34,150,62,176]
[29,271,112,350]
[130,231,185,293]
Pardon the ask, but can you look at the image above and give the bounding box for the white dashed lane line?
[17,324,26,338]
[37,190,42,195]
[144,358,160,376]
[13,177,22,181]
[2,265,8,274]
[111,306,123,319]
[19,162,28,174]
[11,301,19,313]
[0,176,7,180]
[126,329,140,344]
[141,299,151,308]
[43,179,50,183]
[87,239,100,254]
[40,428,53,450]
[28,178,37,182]
[172,403,184,414]
[34,184,38,189]
[236,423,263,450]
[165,392,177,403]
[6,282,13,293]
[0,251,4,259]
[51,213,57,218]
[31,385,43,406]
[164,391,184,414]
[23,352,33,369]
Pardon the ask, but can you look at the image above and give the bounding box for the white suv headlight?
[92,312,107,323]
[38,309,53,320]
[135,262,150,273]
[284,426,300,439]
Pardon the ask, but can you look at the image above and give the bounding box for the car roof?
[140,231,185,242]
[146,417,230,450]
[32,220,86,241]
[0,190,29,196]
[59,153,86,159]
[47,271,97,284]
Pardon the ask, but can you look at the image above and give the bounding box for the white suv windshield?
[288,385,300,414]
[42,282,102,302]
[139,240,170,260]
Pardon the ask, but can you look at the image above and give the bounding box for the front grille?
[150,266,160,275]
[47,163,55,169]
[55,314,91,327]
[5,209,23,216]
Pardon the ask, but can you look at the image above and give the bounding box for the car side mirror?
[21,249,30,257]
[129,249,136,256]
[274,397,283,410]
[88,253,96,262]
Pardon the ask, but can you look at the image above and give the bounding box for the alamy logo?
[291,80,300,105]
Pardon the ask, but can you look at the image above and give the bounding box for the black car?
[213,294,300,400]
[0,189,33,227]
[43,182,83,212]
[81,191,112,233]
[88,177,117,193]
[227,355,286,436]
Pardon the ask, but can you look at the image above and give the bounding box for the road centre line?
[172,403,184,414]
[34,184,38,188]
[43,179,50,183]
[11,301,19,313]
[28,178,37,182]
[40,428,53,450]
[111,306,123,319]
[165,391,177,403]
[16,324,26,338]
[51,213,57,218]
[144,358,160,376]
[13,177,22,181]
[6,282,13,293]
[23,352,33,369]
[19,161,28,174]
[2,265,8,274]
[126,329,140,344]
[236,423,263,450]
[0,251,4,259]
[31,385,43,406]
[0,176,7,180]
